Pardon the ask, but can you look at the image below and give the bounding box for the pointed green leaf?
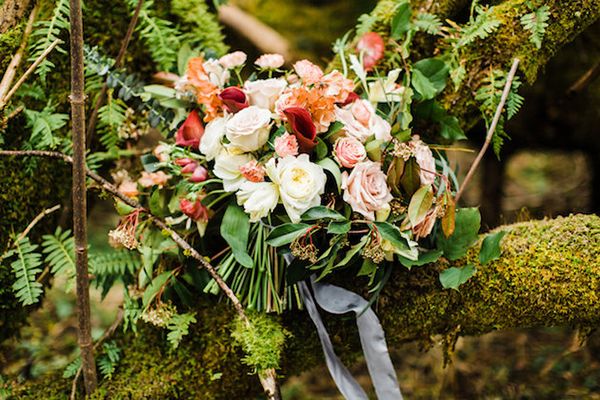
[439,264,476,290]
[479,230,507,264]
[220,203,253,268]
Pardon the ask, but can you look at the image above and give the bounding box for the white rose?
[200,116,229,161]
[334,99,392,142]
[213,150,254,192]
[236,181,279,222]
[225,106,272,152]
[266,154,326,223]
[244,78,287,111]
[219,51,247,69]
[203,59,230,88]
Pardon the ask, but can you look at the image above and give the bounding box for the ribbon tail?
[297,281,369,400]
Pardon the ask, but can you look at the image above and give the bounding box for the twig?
[567,60,600,95]
[69,0,98,393]
[0,149,282,400]
[217,5,291,60]
[17,204,61,242]
[86,0,144,146]
[0,5,38,107]
[455,58,520,203]
[70,309,124,400]
[0,39,61,109]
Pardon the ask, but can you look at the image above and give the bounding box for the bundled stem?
[68,0,97,394]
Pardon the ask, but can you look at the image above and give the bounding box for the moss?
[11,215,600,398]
[0,19,24,73]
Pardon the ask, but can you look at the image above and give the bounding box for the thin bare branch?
[0,39,61,109]
[455,58,520,203]
[0,4,38,107]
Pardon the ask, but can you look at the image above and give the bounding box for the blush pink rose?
[334,99,391,142]
[138,171,171,188]
[321,70,355,103]
[255,53,285,69]
[274,132,299,158]
[239,160,266,183]
[219,51,247,69]
[341,161,393,220]
[293,60,324,85]
[334,137,366,168]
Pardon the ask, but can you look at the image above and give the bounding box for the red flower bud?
[219,87,249,114]
[181,162,198,174]
[189,165,208,183]
[179,198,208,221]
[176,110,204,149]
[283,107,317,154]
[338,92,360,106]
[356,32,385,71]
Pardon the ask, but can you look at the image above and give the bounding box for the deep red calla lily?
[179,198,208,221]
[176,110,204,149]
[338,92,360,106]
[356,32,385,71]
[283,107,317,154]
[218,86,249,113]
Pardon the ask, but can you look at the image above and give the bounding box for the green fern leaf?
[28,0,70,79]
[24,106,68,150]
[457,6,501,47]
[166,312,196,349]
[5,237,44,305]
[97,94,128,151]
[41,227,75,284]
[62,357,81,378]
[414,13,442,35]
[520,5,550,49]
[98,341,121,379]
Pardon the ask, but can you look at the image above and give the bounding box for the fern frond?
[414,13,442,35]
[24,105,68,150]
[41,227,75,277]
[62,357,81,378]
[356,13,379,36]
[456,6,501,47]
[5,237,43,305]
[166,312,196,349]
[97,93,128,151]
[28,0,70,79]
[98,341,121,379]
[91,249,141,297]
[126,0,182,71]
[506,76,524,120]
[520,5,550,49]
[171,0,228,57]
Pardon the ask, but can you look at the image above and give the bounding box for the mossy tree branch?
[13,214,600,399]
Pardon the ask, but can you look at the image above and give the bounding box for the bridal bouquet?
[112,32,462,314]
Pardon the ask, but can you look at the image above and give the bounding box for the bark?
[13,214,600,399]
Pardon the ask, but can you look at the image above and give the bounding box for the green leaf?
[315,137,328,160]
[436,208,481,260]
[411,58,449,100]
[439,264,476,290]
[143,85,176,99]
[391,1,412,39]
[373,222,418,260]
[400,157,421,197]
[220,203,253,268]
[397,249,442,269]
[149,189,166,216]
[7,237,43,305]
[301,206,346,222]
[317,158,342,193]
[408,185,433,227]
[177,43,195,76]
[479,230,507,264]
[266,223,311,247]
[166,312,196,349]
[285,258,312,285]
[140,154,161,172]
[142,271,172,308]
[327,221,351,235]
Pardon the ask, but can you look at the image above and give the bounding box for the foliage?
[171,0,228,57]
[125,0,182,71]
[97,341,122,379]
[231,313,289,373]
[3,237,44,306]
[166,312,197,349]
[28,0,70,80]
[23,105,68,150]
[520,5,550,49]
[453,5,502,48]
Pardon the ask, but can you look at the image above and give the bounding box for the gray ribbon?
[295,267,403,399]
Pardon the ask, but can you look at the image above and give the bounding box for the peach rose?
[334,99,391,142]
[118,180,139,198]
[293,60,323,85]
[411,136,436,185]
[138,171,171,188]
[321,70,355,103]
[255,53,285,69]
[334,137,366,168]
[274,132,299,158]
[341,161,392,220]
[219,51,247,69]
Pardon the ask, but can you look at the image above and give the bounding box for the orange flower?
[277,86,336,133]
[186,57,223,122]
